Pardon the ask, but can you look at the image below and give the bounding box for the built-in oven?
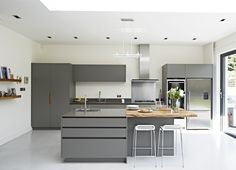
[167,79,186,109]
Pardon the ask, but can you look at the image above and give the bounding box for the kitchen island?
[61,108,197,162]
[126,109,197,156]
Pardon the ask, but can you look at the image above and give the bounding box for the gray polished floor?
[0,130,236,170]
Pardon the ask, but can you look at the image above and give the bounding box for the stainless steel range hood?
[132,44,158,82]
[139,44,150,79]
[131,44,158,102]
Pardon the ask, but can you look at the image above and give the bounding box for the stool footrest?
[133,147,153,150]
[134,156,157,158]
[158,147,174,150]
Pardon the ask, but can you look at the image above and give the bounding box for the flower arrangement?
[168,87,185,112]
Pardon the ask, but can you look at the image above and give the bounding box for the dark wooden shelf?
[0,79,22,83]
[0,95,21,100]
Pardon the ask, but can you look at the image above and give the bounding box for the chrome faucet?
[84,95,87,111]
[98,91,101,102]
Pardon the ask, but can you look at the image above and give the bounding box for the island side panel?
[127,117,174,156]
[61,109,127,162]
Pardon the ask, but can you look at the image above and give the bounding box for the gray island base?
[61,109,174,162]
[127,117,174,156]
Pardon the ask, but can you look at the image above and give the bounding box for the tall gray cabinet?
[32,63,75,128]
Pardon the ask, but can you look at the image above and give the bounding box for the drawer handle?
[49,92,51,105]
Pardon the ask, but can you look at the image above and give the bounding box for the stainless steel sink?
[75,108,101,112]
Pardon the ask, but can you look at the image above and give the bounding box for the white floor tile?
[0,130,235,170]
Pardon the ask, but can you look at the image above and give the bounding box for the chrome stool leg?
[157,128,161,157]
[180,128,184,168]
[134,130,137,168]
[161,128,164,168]
[153,129,157,167]
[175,129,177,156]
[151,130,153,156]
[132,129,135,157]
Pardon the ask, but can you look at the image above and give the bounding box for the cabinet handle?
[187,91,190,110]
[49,92,51,105]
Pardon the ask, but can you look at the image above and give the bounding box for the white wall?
[203,42,214,64]
[0,24,40,145]
[150,45,204,90]
[213,32,236,131]
[33,44,204,98]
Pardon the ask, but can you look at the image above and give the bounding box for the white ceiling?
[0,0,236,45]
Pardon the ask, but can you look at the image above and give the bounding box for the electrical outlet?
[20,88,25,91]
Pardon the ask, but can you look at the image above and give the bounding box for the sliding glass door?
[220,49,236,135]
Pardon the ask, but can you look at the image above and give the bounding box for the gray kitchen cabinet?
[70,104,126,111]
[32,63,75,128]
[62,139,127,159]
[161,63,213,106]
[31,64,51,128]
[62,128,126,138]
[185,64,213,78]
[61,112,127,162]
[73,65,126,82]
[162,64,186,78]
[62,117,127,127]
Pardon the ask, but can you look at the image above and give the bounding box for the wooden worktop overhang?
[126,110,197,118]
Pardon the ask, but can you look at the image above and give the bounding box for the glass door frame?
[220,49,236,131]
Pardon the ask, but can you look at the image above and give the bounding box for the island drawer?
[62,118,127,127]
[62,139,127,158]
[62,128,127,137]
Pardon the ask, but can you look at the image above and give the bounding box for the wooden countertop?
[126,109,197,118]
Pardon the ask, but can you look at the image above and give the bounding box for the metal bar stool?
[132,125,157,168]
[157,124,184,168]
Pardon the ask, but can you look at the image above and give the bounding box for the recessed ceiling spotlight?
[192,38,197,40]
[219,18,226,22]
[134,37,138,40]
[164,37,168,40]
[47,36,52,39]
[106,36,110,40]
[12,15,21,19]
[74,36,78,39]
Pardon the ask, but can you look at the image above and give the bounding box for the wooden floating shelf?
[0,79,22,83]
[0,95,22,100]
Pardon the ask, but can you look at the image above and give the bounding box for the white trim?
[213,32,236,131]
[0,127,32,146]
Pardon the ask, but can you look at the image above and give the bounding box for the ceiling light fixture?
[12,15,21,19]
[219,18,226,22]
[113,39,140,58]
[113,18,140,58]
[39,0,236,13]
[121,18,134,22]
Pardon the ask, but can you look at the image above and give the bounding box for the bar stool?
[132,125,157,168]
[157,124,184,168]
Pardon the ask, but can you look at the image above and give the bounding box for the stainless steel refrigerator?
[186,79,212,129]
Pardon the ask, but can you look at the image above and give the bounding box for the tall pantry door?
[31,64,51,128]
[50,64,71,127]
